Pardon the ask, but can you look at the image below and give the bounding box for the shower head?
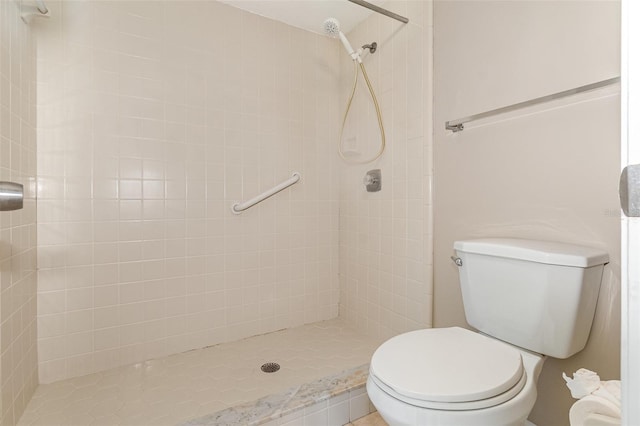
[322,18,361,62]
[322,18,341,37]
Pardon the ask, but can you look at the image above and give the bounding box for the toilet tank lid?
[454,238,609,267]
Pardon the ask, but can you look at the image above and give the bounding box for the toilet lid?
[370,327,524,408]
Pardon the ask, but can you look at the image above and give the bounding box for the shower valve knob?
[363,175,378,185]
[364,169,381,192]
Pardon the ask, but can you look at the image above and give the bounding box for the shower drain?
[261,362,280,373]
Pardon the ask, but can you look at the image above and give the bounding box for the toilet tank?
[453,238,609,359]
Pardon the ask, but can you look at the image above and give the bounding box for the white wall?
[433,1,620,424]
[0,1,39,424]
[35,0,341,383]
[339,0,434,340]
[621,1,640,422]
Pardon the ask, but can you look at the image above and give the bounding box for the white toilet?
[367,238,609,426]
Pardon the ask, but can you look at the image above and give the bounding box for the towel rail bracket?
[445,123,464,132]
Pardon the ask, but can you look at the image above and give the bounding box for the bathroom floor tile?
[349,412,388,426]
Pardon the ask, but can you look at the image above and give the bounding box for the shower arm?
[347,0,408,24]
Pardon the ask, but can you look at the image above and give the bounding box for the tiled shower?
[35,0,345,384]
[0,0,39,424]
[1,0,432,423]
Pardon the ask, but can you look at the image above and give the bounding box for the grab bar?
[231,172,301,214]
[35,0,49,14]
[445,76,620,132]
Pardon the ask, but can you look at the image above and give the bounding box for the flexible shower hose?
[338,59,386,164]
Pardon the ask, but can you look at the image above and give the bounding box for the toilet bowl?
[367,238,609,426]
[367,327,545,426]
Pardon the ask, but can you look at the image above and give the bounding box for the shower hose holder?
[362,42,377,54]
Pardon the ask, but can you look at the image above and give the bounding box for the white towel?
[569,395,621,426]
[592,381,621,409]
[563,369,622,426]
[582,414,622,426]
[563,368,602,399]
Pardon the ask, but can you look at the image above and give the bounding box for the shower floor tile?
[18,319,381,426]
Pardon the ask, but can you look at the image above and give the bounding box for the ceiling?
[220,0,385,35]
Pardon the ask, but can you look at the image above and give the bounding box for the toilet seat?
[369,327,526,411]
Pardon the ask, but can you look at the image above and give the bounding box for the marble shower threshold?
[181,364,372,425]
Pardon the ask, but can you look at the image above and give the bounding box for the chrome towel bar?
[231,172,301,214]
[445,76,620,133]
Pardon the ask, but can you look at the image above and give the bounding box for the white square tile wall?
[0,0,39,424]
[35,0,341,383]
[338,1,434,340]
[274,389,375,426]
